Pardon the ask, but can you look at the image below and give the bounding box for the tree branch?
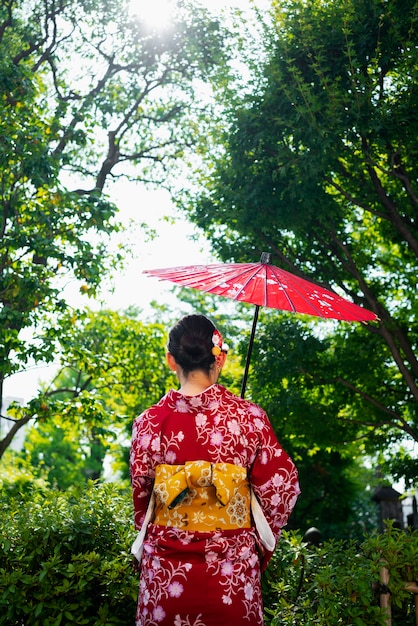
[334,376,418,442]
[0,413,32,459]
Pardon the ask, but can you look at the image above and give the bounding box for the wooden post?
[380,570,418,626]
[404,582,418,626]
[379,556,418,626]
[380,566,392,626]
[415,590,418,626]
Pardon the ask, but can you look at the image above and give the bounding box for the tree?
[10,293,251,487]
[7,307,177,482]
[244,311,380,537]
[0,0,229,454]
[182,0,418,483]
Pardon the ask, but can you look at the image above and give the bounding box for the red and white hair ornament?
[211,329,223,356]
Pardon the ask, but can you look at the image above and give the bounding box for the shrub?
[263,525,418,625]
[0,481,138,625]
[2,478,417,626]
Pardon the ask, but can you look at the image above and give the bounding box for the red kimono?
[130,384,300,626]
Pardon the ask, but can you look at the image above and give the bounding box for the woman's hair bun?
[168,314,217,375]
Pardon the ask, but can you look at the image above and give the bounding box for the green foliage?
[182,0,418,485]
[46,308,175,419]
[22,416,111,490]
[0,481,138,625]
[4,303,246,490]
[1,473,417,626]
[263,525,418,625]
[9,309,176,486]
[0,0,230,456]
[240,311,407,537]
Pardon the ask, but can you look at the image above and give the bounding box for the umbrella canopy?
[144,252,378,396]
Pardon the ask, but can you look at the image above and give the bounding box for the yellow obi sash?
[153,461,251,531]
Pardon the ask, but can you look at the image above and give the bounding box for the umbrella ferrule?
[260,252,272,264]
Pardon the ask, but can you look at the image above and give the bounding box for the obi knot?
[154,461,248,508]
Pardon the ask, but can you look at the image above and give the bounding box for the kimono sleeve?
[130,411,160,530]
[249,409,300,541]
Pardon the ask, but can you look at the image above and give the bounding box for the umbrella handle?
[241,305,260,398]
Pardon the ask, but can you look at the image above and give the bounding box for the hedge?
[264,524,418,625]
[0,481,138,625]
[1,480,417,625]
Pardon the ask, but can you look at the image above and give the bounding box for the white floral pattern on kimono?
[131,384,300,626]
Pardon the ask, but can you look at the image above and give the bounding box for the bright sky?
[134,0,269,27]
[95,183,214,313]
[3,0,265,401]
[86,0,270,315]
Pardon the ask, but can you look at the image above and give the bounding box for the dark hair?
[167,314,217,375]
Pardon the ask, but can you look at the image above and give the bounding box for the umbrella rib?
[262,264,269,308]
[267,265,298,312]
[268,265,366,319]
[159,264,254,293]
[229,265,265,303]
[145,261,376,322]
[179,264,264,302]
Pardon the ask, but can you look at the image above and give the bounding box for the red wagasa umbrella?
[144,252,378,397]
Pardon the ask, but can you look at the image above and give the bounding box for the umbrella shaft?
[241,305,260,398]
